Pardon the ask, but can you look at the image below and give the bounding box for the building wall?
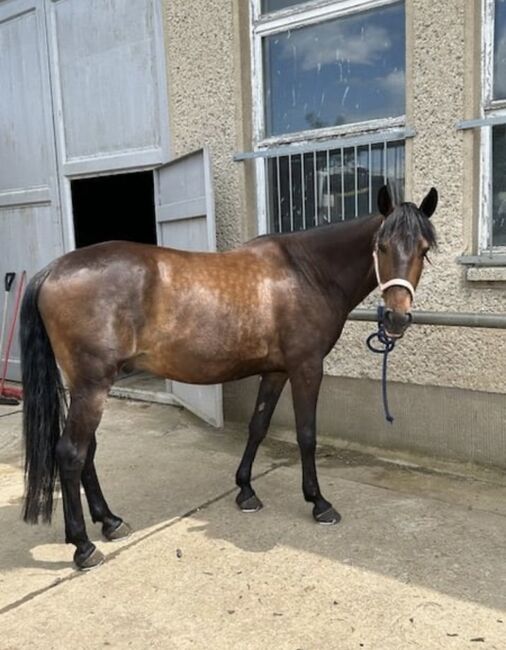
[163,1,506,463]
[162,0,254,250]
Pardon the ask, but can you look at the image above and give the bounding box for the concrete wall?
[163,1,506,464]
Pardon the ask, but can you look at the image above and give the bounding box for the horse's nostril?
[384,309,411,331]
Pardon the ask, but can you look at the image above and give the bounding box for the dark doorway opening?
[71,171,157,248]
[71,170,163,397]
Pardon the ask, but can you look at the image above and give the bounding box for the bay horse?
[20,185,437,569]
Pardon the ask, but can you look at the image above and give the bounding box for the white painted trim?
[479,0,506,254]
[153,0,171,163]
[257,116,406,147]
[483,0,495,107]
[255,0,401,36]
[60,148,166,177]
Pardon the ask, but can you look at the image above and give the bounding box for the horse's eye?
[378,243,387,254]
[422,250,431,263]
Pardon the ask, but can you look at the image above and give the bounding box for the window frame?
[249,0,407,233]
[480,0,506,253]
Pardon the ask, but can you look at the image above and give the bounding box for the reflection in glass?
[494,0,506,99]
[493,125,506,246]
[262,0,309,13]
[263,2,405,136]
[267,140,405,233]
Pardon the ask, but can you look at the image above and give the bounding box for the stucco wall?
[325,0,506,395]
[164,1,506,395]
[162,0,253,250]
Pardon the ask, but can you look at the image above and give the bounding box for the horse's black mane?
[377,202,437,250]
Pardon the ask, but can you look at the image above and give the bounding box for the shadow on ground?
[0,399,505,616]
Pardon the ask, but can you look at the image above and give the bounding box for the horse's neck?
[298,215,381,309]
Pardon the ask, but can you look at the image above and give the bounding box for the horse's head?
[374,185,438,338]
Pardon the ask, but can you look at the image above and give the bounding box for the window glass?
[263,1,405,136]
[493,124,506,246]
[262,0,310,13]
[494,0,506,99]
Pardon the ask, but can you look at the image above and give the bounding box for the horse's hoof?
[314,506,341,525]
[103,520,132,542]
[237,494,263,513]
[74,545,105,571]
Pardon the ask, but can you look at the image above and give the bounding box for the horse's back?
[36,239,299,385]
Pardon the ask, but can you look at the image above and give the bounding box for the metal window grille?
[265,138,405,233]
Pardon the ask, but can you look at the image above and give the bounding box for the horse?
[20,185,437,570]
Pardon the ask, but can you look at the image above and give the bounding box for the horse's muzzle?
[382,309,412,338]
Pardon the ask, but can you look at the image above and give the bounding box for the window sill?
[457,256,506,281]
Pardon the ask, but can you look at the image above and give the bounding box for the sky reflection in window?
[263,2,405,136]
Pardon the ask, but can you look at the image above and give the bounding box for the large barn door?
[46,0,170,178]
[0,0,64,380]
[154,149,223,428]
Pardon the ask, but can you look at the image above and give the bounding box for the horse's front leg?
[235,371,288,512]
[290,360,341,525]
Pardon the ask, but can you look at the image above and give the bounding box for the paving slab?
[0,399,505,649]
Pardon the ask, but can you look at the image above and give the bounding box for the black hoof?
[102,520,132,542]
[236,494,263,513]
[314,506,341,525]
[74,544,105,571]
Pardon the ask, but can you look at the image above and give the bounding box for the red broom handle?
[0,270,26,393]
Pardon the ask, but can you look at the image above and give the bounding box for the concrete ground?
[0,398,505,650]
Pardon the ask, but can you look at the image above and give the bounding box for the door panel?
[154,149,223,427]
[47,0,170,175]
[0,0,63,380]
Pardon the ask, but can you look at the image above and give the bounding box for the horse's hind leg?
[56,384,109,570]
[235,371,287,512]
[81,434,131,541]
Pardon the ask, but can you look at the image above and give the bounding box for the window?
[250,0,408,233]
[481,0,506,251]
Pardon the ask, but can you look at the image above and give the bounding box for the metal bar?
[314,151,318,226]
[340,148,345,220]
[301,154,306,229]
[383,140,387,184]
[368,143,372,213]
[288,154,294,231]
[276,156,282,233]
[354,145,358,218]
[326,149,331,224]
[456,115,506,130]
[233,127,416,161]
[349,308,506,329]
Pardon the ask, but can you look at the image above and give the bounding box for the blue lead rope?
[366,305,397,423]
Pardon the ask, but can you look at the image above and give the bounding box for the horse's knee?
[296,427,316,454]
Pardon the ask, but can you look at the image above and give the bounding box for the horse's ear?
[377,185,393,217]
[419,187,438,218]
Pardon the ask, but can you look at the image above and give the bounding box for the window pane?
[267,140,405,232]
[493,124,506,246]
[262,0,309,13]
[494,0,506,99]
[263,2,405,137]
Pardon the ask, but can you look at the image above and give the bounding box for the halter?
[372,248,416,303]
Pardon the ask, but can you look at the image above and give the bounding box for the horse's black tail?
[20,268,66,524]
